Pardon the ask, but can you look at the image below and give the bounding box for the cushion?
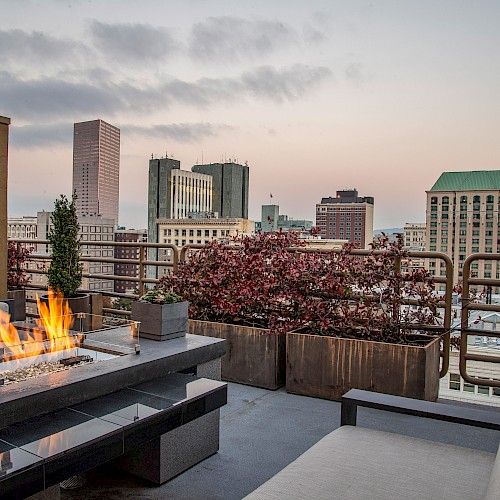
[484,445,500,500]
[244,426,496,500]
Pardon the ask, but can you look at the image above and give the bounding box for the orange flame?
[0,290,77,370]
[36,290,76,352]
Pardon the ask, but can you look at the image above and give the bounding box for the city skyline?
[2,1,500,229]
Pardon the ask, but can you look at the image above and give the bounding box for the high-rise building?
[315,190,374,248]
[426,170,500,290]
[192,162,249,219]
[73,119,120,226]
[147,157,181,278]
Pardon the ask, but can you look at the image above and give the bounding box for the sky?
[2,0,500,230]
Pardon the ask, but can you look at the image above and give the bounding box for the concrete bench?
[245,389,500,500]
[0,372,227,499]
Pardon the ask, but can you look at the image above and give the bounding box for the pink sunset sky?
[2,0,500,229]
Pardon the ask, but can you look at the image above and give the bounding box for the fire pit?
[0,293,140,386]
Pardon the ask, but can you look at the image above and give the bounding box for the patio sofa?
[245,389,500,500]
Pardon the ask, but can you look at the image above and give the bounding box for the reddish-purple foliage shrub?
[159,232,442,343]
[7,241,33,290]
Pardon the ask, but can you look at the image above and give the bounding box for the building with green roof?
[430,170,500,192]
[426,170,500,289]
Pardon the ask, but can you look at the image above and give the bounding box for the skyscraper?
[72,119,120,226]
[192,162,249,219]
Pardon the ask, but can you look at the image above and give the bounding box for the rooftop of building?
[61,381,500,500]
[430,170,500,192]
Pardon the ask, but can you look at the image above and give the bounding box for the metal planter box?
[131,301,188,340]
[286,332,440,402]
[189,320,285,390]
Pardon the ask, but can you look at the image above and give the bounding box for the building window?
[431,206,438,212]
[449,374,460,391]
[441,205,449,212]
[442,196,449,204]
[487,195,494,203]
[430,222,437,228]
[431,197,438,205]
[473,195,481,203]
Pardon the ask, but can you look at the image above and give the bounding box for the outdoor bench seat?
[0,372,227,499]
[245,389,500,500]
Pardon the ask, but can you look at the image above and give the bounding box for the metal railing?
[11,238,456,378]
[10,239,180,317]
[460,253,500,388]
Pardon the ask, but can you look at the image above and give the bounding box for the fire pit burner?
[59,354,93,366]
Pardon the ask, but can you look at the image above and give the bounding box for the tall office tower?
[191,162,249,218]
[315,190,374,249]
[426,170,500,291]
[147,157,181,279]
[73,119,120,226]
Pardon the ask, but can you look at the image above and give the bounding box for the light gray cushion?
[245,426,496,500]
[485,445,500,500]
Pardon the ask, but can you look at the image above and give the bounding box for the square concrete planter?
[189,320,285,390]
[286,332,440,402]
[132,301,188,340]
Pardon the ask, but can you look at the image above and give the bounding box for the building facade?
[73,119,120,226]
[170,169,212,219]
[147,157,181,278]
[404,223,426,251]
[7,216,37,240]
[156,217,255,278]
[315,190,374,249]
[114,228,147,294]
[192,162,249,219]
[426,171,500,290]
[37,212,114,293]
[261,205,279,232]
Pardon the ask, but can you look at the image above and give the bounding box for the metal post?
[0,116,10,300]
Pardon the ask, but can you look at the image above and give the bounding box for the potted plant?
[131,289,188,340]
[7,241,33,321]
[158,232,312,390]
[286,234,444,402]
[42,193,94,326]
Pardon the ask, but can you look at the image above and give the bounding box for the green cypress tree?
[47,193,83,297]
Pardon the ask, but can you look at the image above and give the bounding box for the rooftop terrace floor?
[62,382,500,500]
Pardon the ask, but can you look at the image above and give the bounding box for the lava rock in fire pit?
[59,355,93,367]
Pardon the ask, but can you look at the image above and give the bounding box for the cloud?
[0,29,79,65]
[189,16,298,62]
[10,122,73,148]
[241,64,333,102]
[0,63,332,122]
[89,20,180,64]
[0,71,123,120]
[123,122,234,143]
